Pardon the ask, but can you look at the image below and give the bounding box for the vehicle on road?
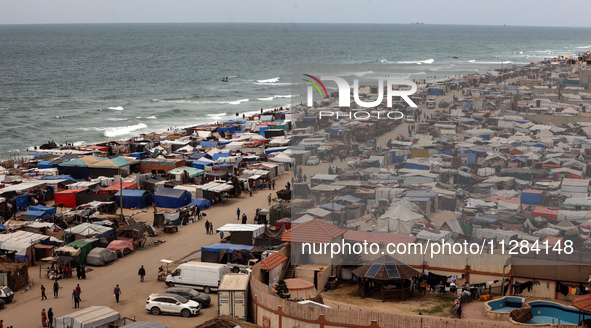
[166,287,211,307]
[146,293,201,317]
[306,156,320,165]
[0,286,13,303]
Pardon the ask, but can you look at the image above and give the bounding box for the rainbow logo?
[303,74,328,98]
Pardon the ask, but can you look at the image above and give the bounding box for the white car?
[404,116,415,123]
[146,293,201,317]
[306,156,320,165]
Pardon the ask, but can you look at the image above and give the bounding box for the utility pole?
[118,169,124,220]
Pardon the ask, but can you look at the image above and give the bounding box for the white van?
[165,262,231,294]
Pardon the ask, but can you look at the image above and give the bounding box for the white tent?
[377,204,423,235]
[416,230,452,243]
[55,306,121,328]
[269,152,293,164]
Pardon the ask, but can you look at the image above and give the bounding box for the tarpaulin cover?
[154,188,191,208]
[54,189,87,208]
[212,153,230,160]
[188,198,212,210]
[521,191,543,205]
[113,190,152,209]
[98,181,137,194]
[67,240,94,264]
[405,163,429,170]
[41,175,78,182]
[29,205,57,218]
[16,195,29,210]
[107,238,134,255]
[201,243,253,252]
[38,161,56,169]
[200,141,218,147]
[21,210,45,219]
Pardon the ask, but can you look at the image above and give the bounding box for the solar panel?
[384,261,400,279]
[364,263,382,278]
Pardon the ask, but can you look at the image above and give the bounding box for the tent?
[107,238,134,257]
[98,181,137,194]
[113,190,152,209]
[54,189,88,208]
[377,204,423,235]
[188,198,212,210]
[154,188,191,209]
[28,205,57,218]
[67,223,114,239]
[55,306,121,328]
[86,247,118,266]
[201,243,254,263]
[67,240,94,264]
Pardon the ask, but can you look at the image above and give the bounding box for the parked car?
[306,156,320,165]
[404,116,415,123]
[146,293,201,317]
[0,286,13,303]
[166,287,211,307]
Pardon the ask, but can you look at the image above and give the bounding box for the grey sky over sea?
[1,0,590,27]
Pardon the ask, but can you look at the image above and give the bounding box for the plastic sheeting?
[86,247,118,266]
[154,188,191,209]
[113,190,152,209]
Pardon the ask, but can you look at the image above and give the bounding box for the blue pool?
[527,301,583,325]
[488,297,523,312]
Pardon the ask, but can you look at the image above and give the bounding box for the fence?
[250,277,577,328]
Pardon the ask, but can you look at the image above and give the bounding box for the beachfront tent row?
[58,156,138,179]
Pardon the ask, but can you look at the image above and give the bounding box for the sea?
[1,23,590,158]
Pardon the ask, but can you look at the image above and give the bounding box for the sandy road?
[0,173,290,328]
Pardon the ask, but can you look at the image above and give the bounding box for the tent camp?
[377,204,424,235]
[55,306,121,328]
[28,205,56,218]
[66,223,114,239]
[216,224,265,245]
[201,243,254,264]
[113,190,152,209]
[86,247,118,266]
[154,188,192,208]
[98,181,137,194]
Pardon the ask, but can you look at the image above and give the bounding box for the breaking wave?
[107,106,124,111]
[256,77,280,83]
[397,58,435,64]
[104,123,148,138]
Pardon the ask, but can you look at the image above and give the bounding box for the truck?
[218,273,250,320]
[354,123,376,142]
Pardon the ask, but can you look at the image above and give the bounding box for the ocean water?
[1,23,590,157]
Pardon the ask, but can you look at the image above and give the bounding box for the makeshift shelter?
[66,223,114,239]
[113,190,152,209]
[98,181,137,194]
[200,243,254,264]
[153,188,192,209]
[54,189,88,208]
[28,205,56,218]
[55,306,121,328]
[121,322,167,328]
[86,247,118,266]
[67,240,94,264]
[216,224,266,245]
[188,198,212,210]
[377,204,424,235]
[352,255,420,301]
[106,238,134,257]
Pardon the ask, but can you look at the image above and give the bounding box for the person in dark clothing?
[114,284,121,303]
[47,308,54,328]
[75,284,82,301]
[241,213,247,224]
[53,280,59,298]
[72,289,80,308]
[41,284,47,300]
[138,265,146,282]
[272,179,275,190]
[205,220,210,234]
[236,208,240,220]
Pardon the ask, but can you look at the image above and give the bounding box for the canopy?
[154,188,192,208]
[28,205,56,218]
[86,247,118,266]
[216,224,266,238]
[377,204,423,235]
[55,306,121,328]
[201,243,253,252]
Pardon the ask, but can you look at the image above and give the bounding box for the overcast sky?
[2,0,591,27]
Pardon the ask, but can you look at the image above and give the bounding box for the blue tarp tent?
[41,175,78,182]
[189,152,211,160]
[200,141,218,147]
[212,153,230,160]
[21,210,46,220]
[521,191,544,205]
[16,195,29,211]
[188,198,212,210]
[38,161,57,169]
[405,162,430,170]
[258,126,270,136]
[114,190,152,209]
[29,205,56,218]
[154,188,191,208]
[474,216,498,224]
[201,243,254,253]
[217,126,238,135]
[191,160,213,170]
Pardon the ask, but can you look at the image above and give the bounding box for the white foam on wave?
[378,59,394,63]
[146,116,157,119]
[104,123,148,138]
[397,58,435,65]
[256,77,280,83]
[223,98,249,105]
[576,45,591,49]
[77,127,105,132]
[257,97,274,101]
[72,141,85,147]
[107,106,124,111]
[207,113,227,117]
[107,118,129,121]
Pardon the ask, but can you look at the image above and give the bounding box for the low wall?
[249,277,533,328]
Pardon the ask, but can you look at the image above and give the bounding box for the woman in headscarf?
[41,308,47,327]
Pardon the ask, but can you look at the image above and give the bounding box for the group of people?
[204,220,215,234]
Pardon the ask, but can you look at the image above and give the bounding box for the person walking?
[205,220,210,235]
[75,284,82,301]
[241,213,247,224]
[236,207,240,220]
[47,308,54,328]
[272,179,275,190]
[268,193,272,205]
[72,289,80,308]
[53,280,59,298]
[138,265,146,282]
[209,223,213,235]
[41,284,47,300]
[42,309,47,327]
[113,284,121,303]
